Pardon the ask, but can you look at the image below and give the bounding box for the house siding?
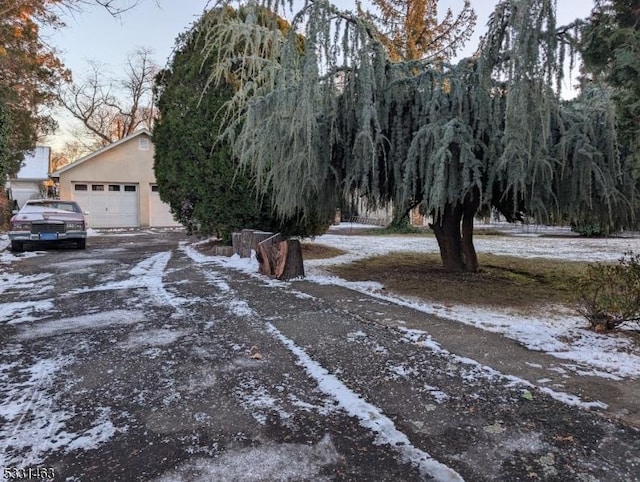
[6,146,52,208]
[57,133,157,228]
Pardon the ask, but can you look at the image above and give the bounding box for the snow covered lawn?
[304,225,640,381]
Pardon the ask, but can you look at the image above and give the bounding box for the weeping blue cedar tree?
[153,7,331,243]
[203,0,638,270]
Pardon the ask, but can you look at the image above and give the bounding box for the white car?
[8,200,87,251]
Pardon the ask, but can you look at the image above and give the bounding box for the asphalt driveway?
[0,231,638,481]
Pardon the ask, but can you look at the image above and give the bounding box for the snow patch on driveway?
[0,353,73,466]
[62,406,118,451]
[202,271,231,293]
[181,243,261,277]
[266,322,464,482]
[0,270,54,323]
[235,377,295,427]
[0,272,52,295]
[48,258,112,269]
[227,299,255,318]
[0,352,123,466]
[122,328,188,348]
[191,261,258,319]
[399,328,608,411]
[70,252,188,312]
[0,250,45,264]
[154,435,339,482]
[180,242,219,264]
[16,310,146,340]
[0,299,55,324]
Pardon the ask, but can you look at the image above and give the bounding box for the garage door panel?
[149,185,181,227]
[72,182,139,228]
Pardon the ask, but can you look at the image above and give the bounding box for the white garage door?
[72,183,139,228]
[149,185,181,227]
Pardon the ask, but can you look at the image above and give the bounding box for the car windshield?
[21,202,80,214]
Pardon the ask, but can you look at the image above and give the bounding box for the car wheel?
[76,239,86,250]
[10,241,23,252]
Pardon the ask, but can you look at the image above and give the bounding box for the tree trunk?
[257,233,283,275]
[461,193,480,273]
[277,240,305,280]
[430,203,465,272]
[430,193,480,273]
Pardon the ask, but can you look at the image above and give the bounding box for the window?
[23,201,80,213]
[139,138,149,151]
[124,185,136,192]
[74,184,88,191]
[92,184,104,191]
[108,185,121,192]
[151,185,159,192]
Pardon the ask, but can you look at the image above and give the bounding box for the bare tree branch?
[57,49,158,145]
[63,0,150,17]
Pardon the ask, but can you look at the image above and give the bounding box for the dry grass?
[302,243,347,260]
[328,252,589,311]
[473,228,508,236]
[365,227,434,237]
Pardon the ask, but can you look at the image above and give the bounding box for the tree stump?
[251,230,274,253]
[240,229,254,258]
[232,232,242,256]
[214,246,234,256]
[257,234,305,280]
[237,229,274,258]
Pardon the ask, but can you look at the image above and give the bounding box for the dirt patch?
[328,251,589,312]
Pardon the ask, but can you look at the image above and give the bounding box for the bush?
[379,223,422,235]
[578,252,640,331]
[570,222,617,237]
[378,216,422,234]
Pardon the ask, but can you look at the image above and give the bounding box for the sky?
[44,0,596,150]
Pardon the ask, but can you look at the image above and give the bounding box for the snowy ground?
[1,229,639,480]
[308,226,640,381]
[324,222,638,263]
[199,224,640,383]
[0,232,481,479]
[4,224,640,384]
[182,230,640,432]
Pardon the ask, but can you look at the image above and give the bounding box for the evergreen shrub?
[578,252,640,331]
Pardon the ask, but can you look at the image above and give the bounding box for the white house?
[6,146,51,208]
